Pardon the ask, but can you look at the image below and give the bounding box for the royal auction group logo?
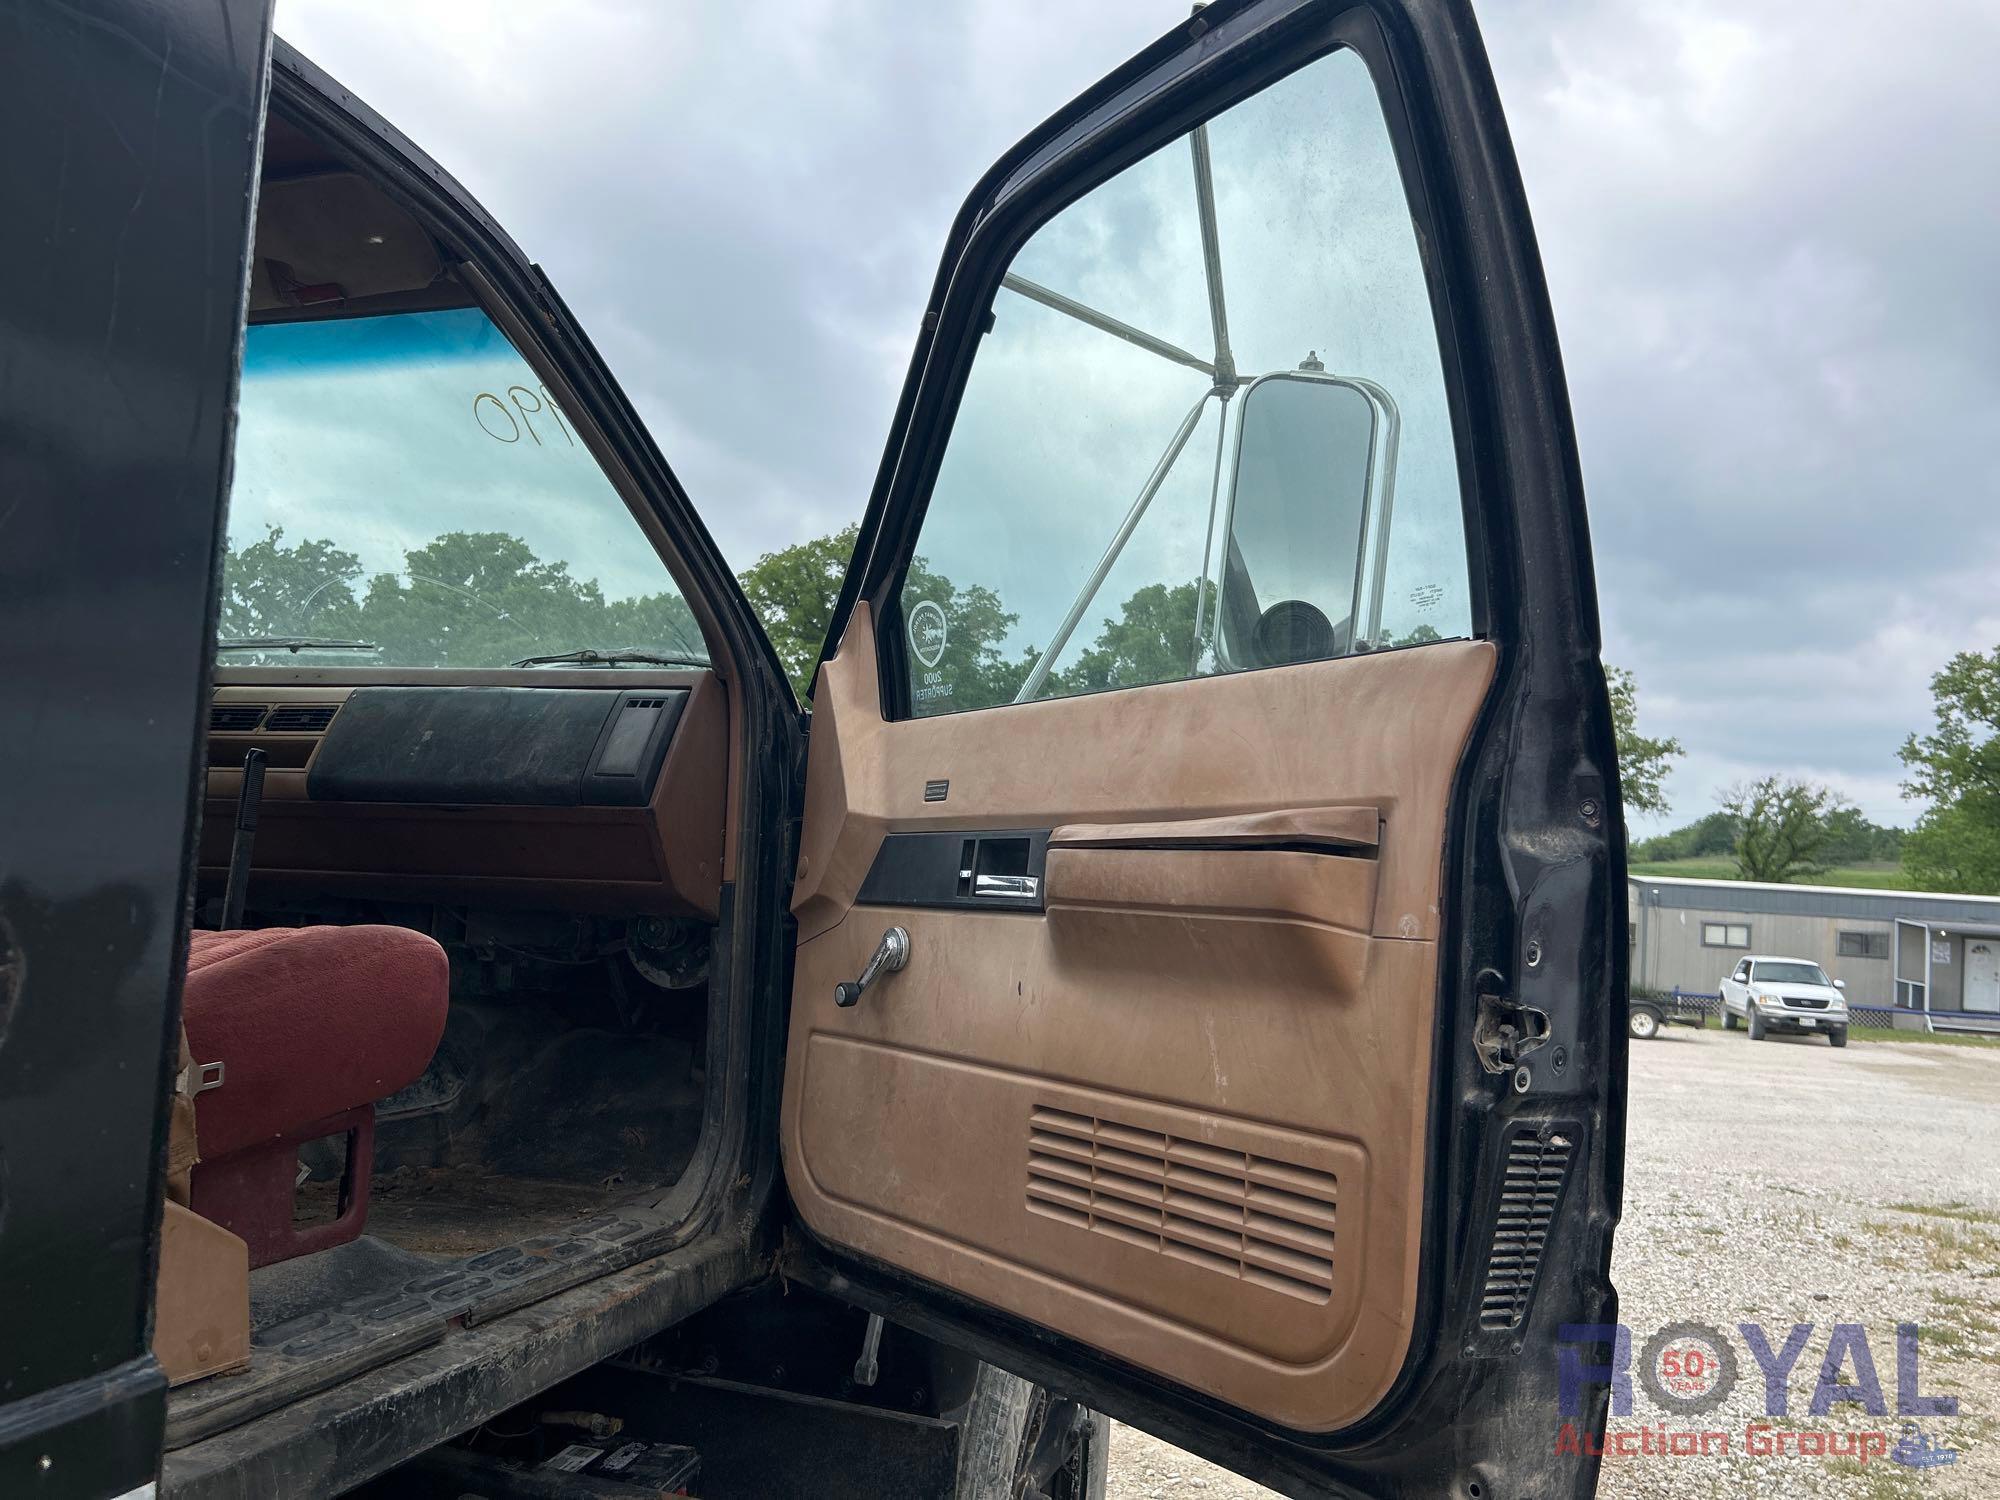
[1555,1320,1962,1468]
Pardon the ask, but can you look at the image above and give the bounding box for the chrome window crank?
[834,925,910,1008]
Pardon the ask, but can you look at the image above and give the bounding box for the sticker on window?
[908,599,948,668]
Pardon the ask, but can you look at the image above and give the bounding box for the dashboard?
[200,671,727,917]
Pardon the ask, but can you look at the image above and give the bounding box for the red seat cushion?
[183,925,448,1159]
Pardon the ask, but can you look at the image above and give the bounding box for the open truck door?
[0,2,276,1496]
[781,1,1627,1495]
[0,1,1623,1495]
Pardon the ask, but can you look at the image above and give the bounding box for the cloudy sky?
[272,0,2000,831]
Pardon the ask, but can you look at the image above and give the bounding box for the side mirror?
[1833,978,1847,989]
[1213,370,1399,670]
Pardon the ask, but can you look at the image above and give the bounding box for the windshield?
[220,307,706,668]
[1752,962,1833,986]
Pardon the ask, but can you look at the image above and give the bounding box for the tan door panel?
[783,605,1495,1432]
[793,607,1494,944]
[1049,805,1379,853]
[1045,844,1379,934]
[1044,847,1378,999]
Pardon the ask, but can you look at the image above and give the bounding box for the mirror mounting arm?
[1014,390,1217,703]
[1189,122,1236,388]
[999,274,1215,378]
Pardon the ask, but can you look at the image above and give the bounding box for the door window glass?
[895,47,1469,716]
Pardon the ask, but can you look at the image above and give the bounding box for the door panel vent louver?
[262,705,338,733]
[1478,1127,1576,1333]
[626,697,669,709]
[209,704,267,732]
[1026,1106,1337,1303]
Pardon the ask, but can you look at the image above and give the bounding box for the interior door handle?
[834,925,910,1008]
[973,874,1039,899]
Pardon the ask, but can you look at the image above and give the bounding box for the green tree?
[1633,805,1904,868]
[220,527,703,668]
[737,525,861,698]
[1049,581,1207,697]
[1629,809,1742,863]
[1899,803,2000,893]
[218,526,364,641]
[1818,806,1906,865]
[1607,665,1683,818]
[601,588,705,663]
[898,553,1023,712]
[1720,776,1852,882]
[1899,647,2000,892]
[734,524,1028,706]
[355,531,605,667]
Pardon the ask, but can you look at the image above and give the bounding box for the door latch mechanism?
[834,926,910,1008]
[1472,970,1551,1075]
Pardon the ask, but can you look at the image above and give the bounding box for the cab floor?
[299,1164,655,1259]
[166,1186,688,1451]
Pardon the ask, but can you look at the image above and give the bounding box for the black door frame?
[0,0,277,1494]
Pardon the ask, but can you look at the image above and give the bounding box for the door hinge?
[1473,972,1551,1076]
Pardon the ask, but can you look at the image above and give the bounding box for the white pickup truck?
[1719,955,1851,1046]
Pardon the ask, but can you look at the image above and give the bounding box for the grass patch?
[1946,1413,2000,1446]
[1847,1025,2000,1048]
[1922,1290,2000,1359]
[1888,1202,2000,1226]
[1863,1215,2000,1275]
[1821,1456,1921,1500]
[1629,859,1914,889]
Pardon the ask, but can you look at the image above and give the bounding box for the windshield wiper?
[511,648,709,669]
[217,636,380,654]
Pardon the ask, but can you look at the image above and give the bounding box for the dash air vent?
[1478,1125,1575,1332]
[263,705,338,734]
[209,704,267,733]
[1026,1106,1337,1302]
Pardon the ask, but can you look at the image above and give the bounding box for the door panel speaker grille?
[1026,1106,1337,1302]
[1478,1126,1575,1332]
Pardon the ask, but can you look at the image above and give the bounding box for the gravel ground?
[1105,1026,2000,1498]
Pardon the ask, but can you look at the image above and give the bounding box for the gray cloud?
[274,0,2000,829]
[1482,0,2000,827]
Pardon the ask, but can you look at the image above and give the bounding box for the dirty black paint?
[163,1232,764,1499]
[0,0,275,1492]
